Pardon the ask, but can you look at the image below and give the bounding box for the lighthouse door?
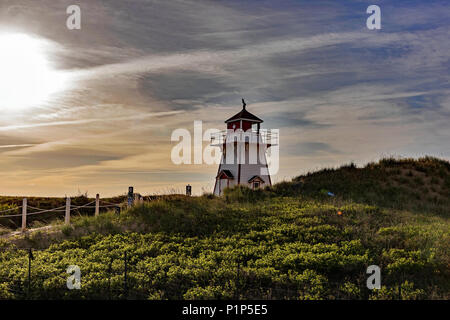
[219,178,229,195]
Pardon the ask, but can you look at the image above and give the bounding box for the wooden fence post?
[65,197,71,225]
[124,251,128,299]
[27,248,33,299]
[127,187,133,208]
[21,198,27,232]
[95,194,100,217]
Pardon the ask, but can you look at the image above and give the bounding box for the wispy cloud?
[72,32,369,81]
[0,110,182,132]
[0,144,35,148]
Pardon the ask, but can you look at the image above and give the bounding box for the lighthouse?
[211,99,277,196]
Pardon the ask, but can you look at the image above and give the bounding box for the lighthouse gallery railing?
[210,129,278,146]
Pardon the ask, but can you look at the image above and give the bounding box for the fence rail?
[0,194,127,231]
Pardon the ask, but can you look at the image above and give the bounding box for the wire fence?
[0,247,131,299]
[0,201,123,216]
[0,196,127,231]
[0,247,376,300]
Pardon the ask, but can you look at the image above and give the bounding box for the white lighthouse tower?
[212,99,277,196]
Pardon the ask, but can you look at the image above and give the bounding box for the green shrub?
[224,185,267,203]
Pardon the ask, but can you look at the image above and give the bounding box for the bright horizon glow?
[0,33,68,112]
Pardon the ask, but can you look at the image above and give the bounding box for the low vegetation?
[0,157,448,299]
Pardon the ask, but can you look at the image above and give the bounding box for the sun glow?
[0,33,68,111]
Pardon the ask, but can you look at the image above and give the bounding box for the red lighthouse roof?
[225,99,263,124]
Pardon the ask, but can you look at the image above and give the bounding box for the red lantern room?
[225,99,263,132]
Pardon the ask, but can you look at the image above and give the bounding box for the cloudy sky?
[0,0,449,197]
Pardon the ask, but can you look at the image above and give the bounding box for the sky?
[0,0,449,197]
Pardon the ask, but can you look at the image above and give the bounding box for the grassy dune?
[0,156,448,300]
